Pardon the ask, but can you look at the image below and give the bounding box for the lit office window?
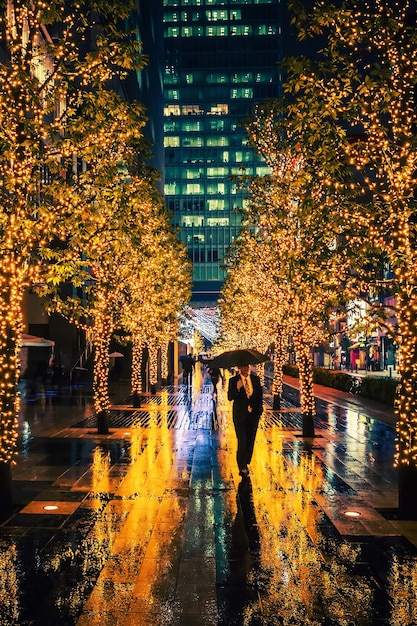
[185,73,193,84]
[166,27,180,37]
[183,136,203,147]
[186,169,203,179]
[164,120,177,132]
[207,167,228,177]
[208,104,228,115]
[207,74,228,84]
[207,199,226,211]
[164,105,181,116]
[167,89,180,100]
[164,0,179,5]
[182,104,204,115]
[207,218,229,226]
[183,215,204,227]
[164,136,180,147]
[207,136,228,146]
[164,12,179,21]
[206,26,228,36]
[231,88,253,98]
[186,184,202,194]
[232,72,253,83]
[257,24,280,35]
[209,119,225,131]
[164,183,176,194]
[193,234,205,243]
[206,10,228,20]
[230,25,252,36]
[256,166,271,176]
[181,120,202,131]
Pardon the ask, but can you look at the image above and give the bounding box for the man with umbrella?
[223,350,265,479]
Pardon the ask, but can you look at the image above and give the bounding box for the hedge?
[282,365,398,406]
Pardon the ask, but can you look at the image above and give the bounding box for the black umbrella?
[209,348,269,369]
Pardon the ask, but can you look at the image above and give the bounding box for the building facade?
[163,0,284,305]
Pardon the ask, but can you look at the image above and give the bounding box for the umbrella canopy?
[108,351,124,358]
[209,348,269,369]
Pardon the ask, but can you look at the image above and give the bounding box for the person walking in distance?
[227,364,263,478]
[208,366,223,396]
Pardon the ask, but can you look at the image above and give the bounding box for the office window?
[208,104,228,115]
[256,166,271,176]
[192,250,205,263]
[181,120,202,131]
[164,136,180,147]
[207,250,219,262]
[164,104,181,116]
[257,24,279,35]
[166,27,180,37]
[206,10,228,21]
[207,136,228,146]
[164,183,177,194]
[183,215,204,226]
[167,89,180,100]
[207,199,226,211]
[230,25,252,36]
[209,119,225,131]
[183,136,203,147]
[186,183,203,193]
[164,12,179,21]
[182,104,204,115]
[207,218,229,226]
[207,167,227,177]
[164,120,177,132]
[206,26,228,36]
[185,168,203,179]
[231,87,253,98]
[207,73,228,84]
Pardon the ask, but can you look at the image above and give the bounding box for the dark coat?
[227,372,263,419]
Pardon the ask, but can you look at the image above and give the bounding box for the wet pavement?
[1,368,417,625]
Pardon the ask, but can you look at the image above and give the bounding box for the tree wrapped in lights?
[286,0,417,517]
[121,213,192,396]
[226,99,346,436]
[0,0,143,513]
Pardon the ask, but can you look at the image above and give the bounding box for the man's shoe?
[239,468,249,478]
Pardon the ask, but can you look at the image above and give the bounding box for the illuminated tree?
[226,100,345,436]
[0,0,142,514]
[286,0,417,517]
[122,222,191,397]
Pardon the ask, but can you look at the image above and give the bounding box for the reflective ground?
[1,368,417,625]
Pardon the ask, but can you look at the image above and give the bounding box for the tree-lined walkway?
[1,369,416,625]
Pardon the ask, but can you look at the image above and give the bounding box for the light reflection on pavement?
[0,373,416,625]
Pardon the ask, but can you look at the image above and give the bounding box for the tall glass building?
[163,0,283,305]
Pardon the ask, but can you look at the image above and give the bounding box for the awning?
[20,334,55,348]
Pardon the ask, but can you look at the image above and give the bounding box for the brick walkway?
[1,368,417,625]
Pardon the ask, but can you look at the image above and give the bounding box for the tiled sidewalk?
[1,369,417,625]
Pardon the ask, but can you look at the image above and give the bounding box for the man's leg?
[246,415,260,466]
[233,414,248,472]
